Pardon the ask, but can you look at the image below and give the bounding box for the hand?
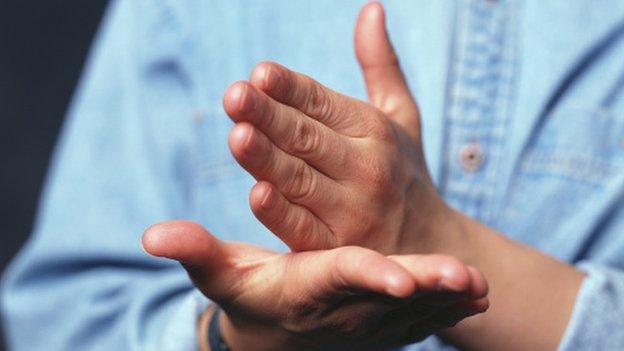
[220,5,582,351]
[142,221,489,351]
[223,2,448,254]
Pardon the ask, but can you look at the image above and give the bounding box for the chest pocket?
[501,104,624,258]
[520,105,624,185]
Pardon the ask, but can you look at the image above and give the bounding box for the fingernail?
[437,266,468,292]
[384,274,411,298]
[236,84,257,113]
[262,67,281,91]
[240,126,261,157]
[260,185,276,209]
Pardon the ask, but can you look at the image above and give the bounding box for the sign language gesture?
[224,2,448,255]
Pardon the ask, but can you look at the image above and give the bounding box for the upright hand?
[224,2,447,254]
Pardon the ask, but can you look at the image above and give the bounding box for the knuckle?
[364,156,394,191]
[343,205,378,239]
[305,80,331,117]
[289,211,333,250]
[262,199,289,227]
[331,247,359,285]
[434,255,470,290]
[290,213,316,245]
[332,246,377,285]
[261,148,281,177]
[334,144,351,169]
[259,97,278,130]
[368,113,396,141]
[281,299,319,335]
[290,118,320,156]
[285,162,317,202]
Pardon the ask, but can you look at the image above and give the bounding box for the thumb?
[142,220,234,301]
[355,2,420,139]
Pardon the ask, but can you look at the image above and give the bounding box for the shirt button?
[459,142,485,173]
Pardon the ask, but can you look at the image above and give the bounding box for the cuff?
[156,289,211,351]
[558,262,624,350]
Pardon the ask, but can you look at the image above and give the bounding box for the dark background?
[0,1,108,349]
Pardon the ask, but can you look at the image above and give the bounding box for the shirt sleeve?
[0,1,212,350]
[558,262,624,350]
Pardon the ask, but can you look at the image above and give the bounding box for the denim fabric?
[2,0,624,350]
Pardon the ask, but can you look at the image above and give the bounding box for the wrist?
[198,306,215,351]
[220,310,252,351]
[220,310,304,351]
[200,306,267,351]
[410,200,473,259]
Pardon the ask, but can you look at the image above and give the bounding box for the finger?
[388,254,473,294]
[424,298,488,331]
[376,291,466,334]
[228,122,345,217]
[409,291,465,310]
[223,81,353,178]
[316,247,417,299]
[461,296,490,315]
[141,220,235,301]
[249,61,375,137]
[372,298,466,346]
[402,308,475,344]
[395,298,488,345]
[466,265,489,299]
[142,221,228,269]
[376,263,490,343]
[249,181,334,251]
[355,1,421,139]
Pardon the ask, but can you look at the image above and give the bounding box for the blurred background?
[0,1,108,349]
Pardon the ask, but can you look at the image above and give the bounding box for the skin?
[224,5,439,255]
[222,2,585,351]
[143,2,584,350]
[143,221,488,351]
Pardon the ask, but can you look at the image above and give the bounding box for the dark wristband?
[208,307,231,351]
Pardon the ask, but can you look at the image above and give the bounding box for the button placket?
[440,0,517,222]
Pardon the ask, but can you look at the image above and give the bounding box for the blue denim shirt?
[2,1,624,350]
